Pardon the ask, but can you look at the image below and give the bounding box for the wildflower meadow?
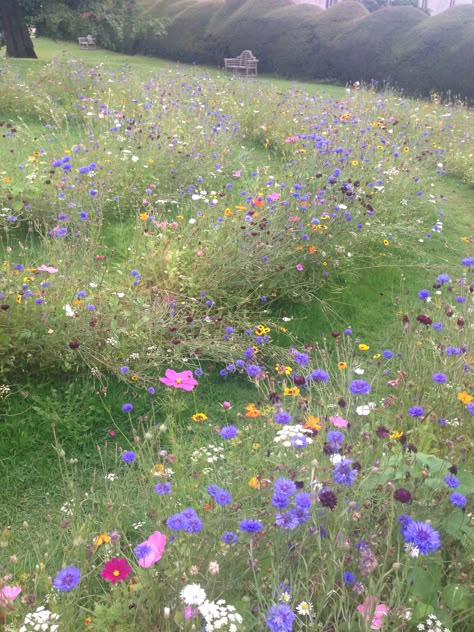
[0,39,473,631]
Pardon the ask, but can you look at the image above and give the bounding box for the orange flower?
[252,197,265,207]
[308,245,317,254]
[338,361,348,370]
[304,415,322,432]
[458,391,473,405]
[248,476,261,489]
[94,533,111,546]
[245,403,261,418]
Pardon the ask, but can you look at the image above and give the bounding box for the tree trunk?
[0,0,37,58]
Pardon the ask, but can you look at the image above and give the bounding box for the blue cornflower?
[446,346,461,356]
[274,478,297,496]
[450,493,466,508]
[87,304,96,311]
[402,520,441,554]
[444,475,459,488]
[273,410,293,425]
[166,513,186,531]
[343,571,355,585]
[76,290,87,298]
[349,380,371,395]
[432,373,448,383]
[79,211,88,221]
[121,403,133,413]
[121,450,136,464]
[461,256,474,267]
[275,510,299,530]
[383,349,394,359]
[408,406,425,418]
[221,531,239,545]
[466,402,474,416]
[208,486,232,506]
[239,519,263,534]
[294,492,311,509]
[185,517,203,533]
[456,295,466,303]
[432,322,443,331]
[265,603,296,632]
[309,369,329,382]
[436,273,450,284]
[344,328,352,335]
[418,289,430,300]
[194,368,203,377]
[332,459,358,487]
[119,366,129,374]
[327,431,345,449]
[246,364,262,379]
[220,425,238,439]
[154,482,171,495]
[293,352,309,366]
[272,493,290,509]
[134,543,152,560]
[53,566,81,592]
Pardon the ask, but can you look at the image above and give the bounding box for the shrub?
[330,7,427,85]
[391,6,474,100]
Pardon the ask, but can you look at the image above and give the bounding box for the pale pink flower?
[184,605,199,620]
[232,170,242,177]
[357,596,388,630]
[329,415,349,428]
[136,531,166,568]
[36,264,58,274]
[159,369,198,391]
[208,561,220,575]
[0,585,22,607]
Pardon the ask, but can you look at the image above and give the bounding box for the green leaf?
[410,566,440,603]
[442,584,473,611]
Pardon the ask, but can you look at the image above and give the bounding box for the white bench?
[224,50,258,77]
[78,36,96,50]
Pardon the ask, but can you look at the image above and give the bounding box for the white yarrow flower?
[181,583,207,606]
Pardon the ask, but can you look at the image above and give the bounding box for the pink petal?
[0,585,22,606]
[329,416,349,428]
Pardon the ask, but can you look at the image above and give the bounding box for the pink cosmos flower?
[357,596,388,630]
[296,264,304,271]
[159,369,198,391]
[267,192,280,202]
[100,557,132,583]
[232,170,242,177]
[329,415,349,428]
[285,136,300,143]
[36,264,59,274]
[0,585,22,607]
[136,531,167,568]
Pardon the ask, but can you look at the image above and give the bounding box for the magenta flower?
[100,557,132,583]
[159,369,198,391]
[357,596,388,630]
[0,585,22,608]
[134,530,167,568]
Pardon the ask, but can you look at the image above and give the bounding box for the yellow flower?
[403,146,410,153]
[131,374,139,382]
[283,386,300,397]
[139,212,149,221]
[373,354,381,359]
[150,463,165,476]
[322,261,328,267]
[304,415,322,432]
[389,431,404,440]
[383,239,390,246]
[351,160,359,166]
[358,344,370,351]
[252,443,261,450]
[235,204,247,212]
[16,295,22,304]
[224,208,233,217]
[245,403,261,418]
[192,412,207,423]
[248,476,261,489]
[255,324,270,336]
[94,533,111,546]
[338,361,348,370]
[458,391,473,405]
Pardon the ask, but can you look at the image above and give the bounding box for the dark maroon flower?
[448,464,458,475]
[393,488,412,503]
[293,375,306,386]
[318,489,337,510]
[376,426,390,438]
[331,331,341,338]
[69,340,80,349]
[268,392,281,404]
[0,304,10,311]
[407,443,418,453]
[416,314,433,325]
[457,318,464,327]
[338,398,347,408]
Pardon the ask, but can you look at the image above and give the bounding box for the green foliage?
[330,6,427,85]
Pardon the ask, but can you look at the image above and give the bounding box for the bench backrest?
[239,50,256,66]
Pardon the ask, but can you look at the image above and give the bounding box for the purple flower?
[394,488,412,504]
[207,486,232,506]
[432,322,443,331]
[121,403,133,413]
[327,431,344,449]
[290,434,308,449]
[154,482,171,495]
[273,410,293,425]
[239,519,263,534]
[402,520,441,554]
[275,510,299,530]
[466,402,474,416]
[294,492,311,509]
[121,450,136,464]
[449,493,466,508]
[220,425,238,440]
[274,478,297,496]
[293,352,309,366]
[246,364,262,379]
[383,349,394,359]
[272,493,290,509]
[343,571,355,585]
[432,373,447,383]
[309,369,329,382]
[444,475,459,488]
[332,459,358,487]
[408,406,425,418]
[436,273,450,284]
[221,531,239,545]
[461,256,474,267]
[349,380,371,395]
[418,289,430,300]
[53,566,81,592]
[265,604,296,632]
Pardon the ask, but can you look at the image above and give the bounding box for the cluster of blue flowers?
[166,508,203,534]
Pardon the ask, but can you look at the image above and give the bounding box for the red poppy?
[100,557,132,583]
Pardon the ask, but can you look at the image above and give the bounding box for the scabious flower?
[53,566,81,592]
[159,369,198,391]
[332,459,358,486]
[134,531,166,568]
[265,603,296,632]
[101,557,132,583]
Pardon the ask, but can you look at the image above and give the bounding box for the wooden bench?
[78,36,96,50]
[224,50,258,77]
